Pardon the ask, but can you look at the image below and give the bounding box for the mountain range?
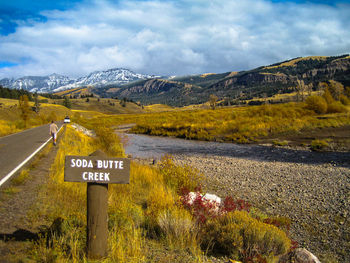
[94,54,350,106]
[1,54,349,106]
[0,68,156,93]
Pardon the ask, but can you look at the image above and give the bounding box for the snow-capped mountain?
[0,68,156,93]
[53,68,155,92]
[0,74,74,93]
[79,68,154,86]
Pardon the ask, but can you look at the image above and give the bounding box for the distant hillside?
[95,78,206,105]
[96,54,350,106]
[68,98,145,115]
[209,55,350,100]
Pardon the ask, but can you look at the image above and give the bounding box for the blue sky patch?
[0,61,18,68]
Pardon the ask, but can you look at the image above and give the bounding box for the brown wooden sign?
[64,155,130,184]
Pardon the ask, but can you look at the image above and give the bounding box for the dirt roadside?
[0,138,60,262]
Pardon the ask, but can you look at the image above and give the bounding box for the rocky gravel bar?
[173,153,350,262]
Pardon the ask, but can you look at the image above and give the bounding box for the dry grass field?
[0,125,291,262]
[0,98,71,136]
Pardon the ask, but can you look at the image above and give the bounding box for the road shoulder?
[0,139,60,262]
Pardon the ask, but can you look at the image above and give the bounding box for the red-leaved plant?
[180,187,251,224]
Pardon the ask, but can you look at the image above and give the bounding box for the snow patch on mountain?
[0,68,157,93]
[53,68,155,92]
[0,74,74,93]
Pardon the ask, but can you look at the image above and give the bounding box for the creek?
[121,133,350,167]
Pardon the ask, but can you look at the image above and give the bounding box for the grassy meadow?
[22,124,292,262]
[0,96,144,137]
[72,100,350,149]
[67,97,145,115]
[132,103,350,143]
[0,98,71,137]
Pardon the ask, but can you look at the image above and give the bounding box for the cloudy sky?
[0,0,349,79]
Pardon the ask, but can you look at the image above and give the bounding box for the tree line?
[0,85,63,101]
[0,85,34,100]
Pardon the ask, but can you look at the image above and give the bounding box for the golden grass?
[72,109,107,118]
[68,99,350,145]
[0,120,21,136]
[0,98,21,106]
[0,98,72,137]
[248,90,323,104]
[26,125,202,262]
[123,103,349,143]
[11,169,30,186]
[54,87,88,96]
[144,104,175,112]
[137,99,350,144]
[20,120,293,262]
[227,71,238,77]
[66,97,145,114]
[200,73,216,78]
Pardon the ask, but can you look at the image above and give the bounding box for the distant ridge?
[0,68,156,93]
[95,54,350,106]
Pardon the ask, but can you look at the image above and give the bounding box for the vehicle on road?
[64,116,70,123]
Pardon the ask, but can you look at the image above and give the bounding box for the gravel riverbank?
[173,154,350,262]
[123,133,349,262]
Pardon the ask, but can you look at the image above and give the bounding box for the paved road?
[0,122,63,187]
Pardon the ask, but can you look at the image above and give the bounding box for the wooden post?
[64,149,130,259]
[87,150,108,259]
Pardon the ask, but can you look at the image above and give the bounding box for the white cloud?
[0,0,349,79]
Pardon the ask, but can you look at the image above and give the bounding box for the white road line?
[0,126,63,187]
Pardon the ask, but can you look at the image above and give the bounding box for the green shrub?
[203,217,243,258]
[158,156,203,193]
[310,139,329,151]
[202,211,291,261]
[94,125,125,157]
[157,207,197,249]
[305,96,327,114]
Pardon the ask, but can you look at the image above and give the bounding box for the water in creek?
[123,133,251,159]
[121,133,350,167]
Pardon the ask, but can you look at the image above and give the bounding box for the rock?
[279,248,321,263]
[71,123,95,137]
[294,248,321,263]
[203,193,222,204]
[184,192,221,213]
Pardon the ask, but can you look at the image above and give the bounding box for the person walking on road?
[49,121,58,146]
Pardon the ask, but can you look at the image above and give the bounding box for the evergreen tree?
[209,94,218,110]
[34,93,40,113]
[63,96,72,109]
